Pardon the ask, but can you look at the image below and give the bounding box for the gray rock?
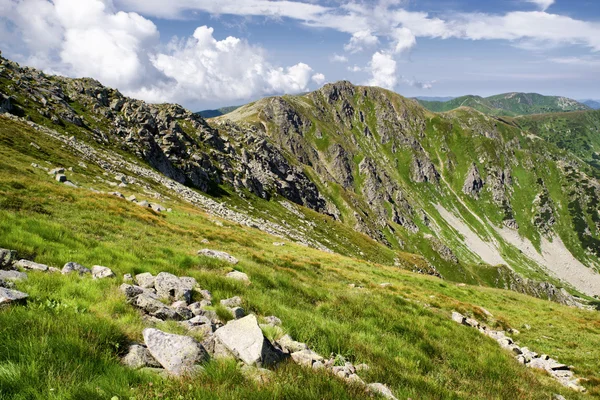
[134,293,178,320]
[120,284,144,300]
[226,270,250,283]
[220,296,242,308]
[55,174,67,183]
[154,272,192,303]
[214,314,283,367]
[229,307,246,319]
[462,163,484,198]
[0,248,16,269]
[264,315,282,326]
[198,249,239,265]
[200,289,213,301]
[368,383,398,400]
[143,328,209,376]
[0,270,27,282]
[451,311,465,324]
[15,259,49,272]
[290,349,323,367]
[122,344,161,369]
[61,262,91,276]
[126,195,137,202]
[123,273,133,282]
[175,307,194,321]
[0,287,28,306]
[135,272,155,288]
[277,334,308,353]
[91,265,115,279]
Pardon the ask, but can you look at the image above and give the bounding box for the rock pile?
[451,311,586,392]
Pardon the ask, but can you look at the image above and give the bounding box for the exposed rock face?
[143,328,209,376]
[462,163,484,198]
[532,181,556,237]
[411,154,440,183]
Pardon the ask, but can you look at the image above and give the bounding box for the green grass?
[1,116,600,399]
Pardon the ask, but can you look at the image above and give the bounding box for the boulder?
[154,272,192,303]
[123,273,133,282]
[135,272,155,288]
[91,265,115,279]
[214,314,283,367]
[120,284,144,300]
[451,311,465,324]
[55,174,67,183]
[226,270,250,283]
[0,270,27,282]
[264,315,282,326]
[15,259,49,272]
[61,262,91,276]
[277,334,308,353]
[290,349,323,367]
[0,287,28,306]
[368,383,398,400]
[200,289,213,301]
[198,249,239,265]
[122,344,161,369]
[229,307,246,319]
[220,296,242,308]
[0,248,16,269]
[134,293,178,320]
[143,328,209,376]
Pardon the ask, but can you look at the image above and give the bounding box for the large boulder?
[122,344,162,369]
[0,248,16,269]
[119,284,144,301]
[198,249,239,265]
[0,287,28,306]
[143,328,209,376]
[154,272,192,303]
[214,314,284,367]
[62,262,91,276]
[135,272,155,288]
[220,296,242,308]
[14,259,49,272]
[91,265,115,279]
[0,270,27,282]
[226,270,250,283]
[134,293,179,320]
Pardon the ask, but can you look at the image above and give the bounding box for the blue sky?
[1,0,599,110]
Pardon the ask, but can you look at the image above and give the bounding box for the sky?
[0,0,599,110]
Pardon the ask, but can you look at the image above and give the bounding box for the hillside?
[582,100,600,110]
[1,54,600,398]
[198,106,242,119]
[418,93,590,116]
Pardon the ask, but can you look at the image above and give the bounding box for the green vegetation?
[197,106,242,119]
[1,116,600,399]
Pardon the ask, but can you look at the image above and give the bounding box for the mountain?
[197,105,241,118]
[1,54,600,398]
[418,93,590,116]
[413,96,456,102]
[581,100,600,110]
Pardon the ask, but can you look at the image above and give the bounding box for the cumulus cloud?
[0,0,324,108]
[366,52,397,89]
[344,30,379,53]
[330,54,348,63]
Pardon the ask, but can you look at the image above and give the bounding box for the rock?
[123,273,133,282]
[91,265,115,279]
[198,249,239,265]
[229,307,246,319]
[0,279,15,289]
[0,248,16,269]
[61,262,91,276]
[220,296,242,308]
[120,284,144,300]
[48,167,65,175]
[15,259,49,272]
[346,373,364,385]
[355,363,370,372]
[462,163,484,198]
[273,242,285,246]
[143,328,209,376]
[172,300,188,309]
[175,307,194,321]
[126,195,137,202]
[0,287,28,306]
[214,314,283,367]
[290,349,323,367]
[380,282,392,287]
[264,315,282,326]
[154,272,192,303]
[277,334,308,353]
[226,270,250,283]
[200,289,213,301]
[0,270,27,282]
[367,383,398,400]
[134,293,179,320]
[55,174,67,183]
[135,272,155,288]
[451,311,465,324]
[465,318,479,328]
[122,344,161,369]
[188,302,205,316]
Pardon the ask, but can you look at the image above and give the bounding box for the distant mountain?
[581,100,600,110]
[418,93,590,116]
[413,96,455,102]
[197,105,241,118]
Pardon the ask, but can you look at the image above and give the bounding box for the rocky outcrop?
[462,163,484,198]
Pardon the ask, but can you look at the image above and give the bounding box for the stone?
[277,334,308,353]
[143,328,209,376]
[465,318,479,328]
[0,248,16,269]
[198,249,239,265]
[355,363,370,372]
[462,163,484,198]
[273,242,285,246]
[200,289,213,301]
[0,287,28,306]
[380,282,392,287]
[154,272,192,303]
[264,315,282,326]
[188,302,204,316]
[451,311,465,324]
[15,259,49,272]
[214,314,283,367]
[134,293,179,320]
[126,195,137,202]
[91,265,115,279]
[229,307,246,319]
[120,284,144,300]
[61,262,91,276]
[123,273,133,282]
[175,307,194,321]
[122,344,161,369]
[135,272,155,288]
[226,270,250,283]
[346,373,364,385]
[367,383,398,400]
[220,296,242,308]
[290,349,323,367]
[55,174,67,182]
[0,270,27,282]
[172,300,188,309]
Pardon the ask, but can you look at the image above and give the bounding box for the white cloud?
[391,27,416,54]
[0,0,324,108]
[526,0,554,11]
[344,30,379,53]
[330,54,348,63]
[403,78,435,89]
[366,52,397,89]
[550,56,600,67]
[348,65,363,72]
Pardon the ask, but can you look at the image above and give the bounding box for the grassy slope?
[2,108,599,399]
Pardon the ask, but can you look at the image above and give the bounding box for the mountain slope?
[197,105,241,118]
[418,93,590,116]
[582,100,600,110]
